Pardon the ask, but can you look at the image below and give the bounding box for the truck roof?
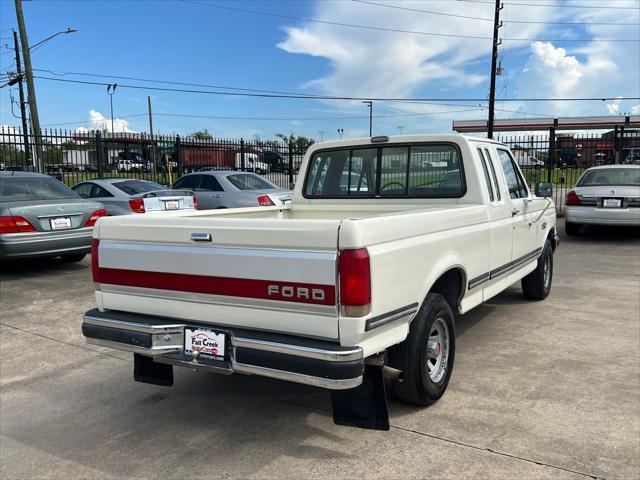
[307,134,503,152]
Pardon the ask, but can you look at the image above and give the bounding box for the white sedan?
[564,165,640,235]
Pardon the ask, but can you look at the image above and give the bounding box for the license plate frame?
[184,327,227,362]
[164,200,180,210]
[50,217,72,230]
[602,198,622,208]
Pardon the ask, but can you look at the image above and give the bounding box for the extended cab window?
[304,144,463,198]
[497,149,528,199]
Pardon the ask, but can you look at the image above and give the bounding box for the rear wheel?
[565,221,581,236]
[521,240,553,300]
[388,293,455,406]
[60,253,86,263]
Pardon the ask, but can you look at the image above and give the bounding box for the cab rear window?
[0,176,78,201]
[304,144,464,198]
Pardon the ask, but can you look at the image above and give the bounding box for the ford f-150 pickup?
[82,134,558,430]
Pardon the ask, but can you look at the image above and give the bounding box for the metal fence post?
[174,135,182,178]
[96,130,104,178]
[547,126,555,183]
[288,141,294,186]
[240,138,246,171]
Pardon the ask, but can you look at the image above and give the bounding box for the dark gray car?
[0,172,104,261]
[71,178,196,216]
[171,171,292,209]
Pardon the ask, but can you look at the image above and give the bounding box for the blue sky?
[1,0,639,141]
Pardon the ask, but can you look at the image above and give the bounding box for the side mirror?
[535,182,553,198]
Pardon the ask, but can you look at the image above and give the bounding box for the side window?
[497,149,528,199]
[173,175,201,190]
[93,185,113,198]
[72,183,93,199]
[484,148,501,201]
[199,175,224,192]
[476,148,494,202]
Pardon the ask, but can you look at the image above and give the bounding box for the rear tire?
[60,253,86,263]
[388,293,455,406]
[565,221,581,236]
[521,240,553,300]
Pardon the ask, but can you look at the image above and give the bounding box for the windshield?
[577,168,640,187]
[113,180,164,195]
[0,176,79,201]
[226,174,277,190]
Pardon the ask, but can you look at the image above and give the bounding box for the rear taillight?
[257,194,275,207]
[91,239,101,288]
[565,190,581,206]
[339,248,371,317]
[85,209,107,227]
[128,198,145,213]
[0,216,36,234]
[193,195,198,210]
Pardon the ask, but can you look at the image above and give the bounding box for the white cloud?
[631,105,640,115]
[606,97,623,115]
[86,109,135,133]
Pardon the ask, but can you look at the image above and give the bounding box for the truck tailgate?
[93,213,341,340]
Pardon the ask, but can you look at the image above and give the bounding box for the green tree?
[275,132,315,154]
[0,144,27,167]
[191,129,214,140]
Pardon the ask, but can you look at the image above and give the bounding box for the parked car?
[0,172,105,261]
[517,156,544,168]
[171,171,292,209]
[115,159,148,172]
[82,134,558,431]
[564,165,640,235]
[71,179,196,216]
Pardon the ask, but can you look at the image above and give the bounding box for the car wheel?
[387,293,455,406]
[60,253,86,263]
[565,221,581,236]
[521,240,553,300]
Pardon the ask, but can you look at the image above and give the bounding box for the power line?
[182,0,639,42]
[352,0,640,26]
[41,113,148,127]
[33,75,640,103]
[457,0,640,9]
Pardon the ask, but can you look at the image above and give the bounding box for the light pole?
[337,128,344,140]
[106,83,118,134]
[318,130,325,142]
[29,27,77,51]
[397,125,405,135]
[362,101,372,136]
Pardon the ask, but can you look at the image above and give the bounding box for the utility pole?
[487,0,503,139]
[11,29,30,165]
[363,101,373,136]
[14,0,43,172]
[148,96,156,171]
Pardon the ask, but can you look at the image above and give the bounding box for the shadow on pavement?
[0,255,89,280]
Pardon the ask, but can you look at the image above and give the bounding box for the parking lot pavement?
[1,221,639,480]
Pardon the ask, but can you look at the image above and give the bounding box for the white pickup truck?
[83,134,558,430]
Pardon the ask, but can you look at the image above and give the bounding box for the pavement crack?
[0,322,127,362]
[390,424,601,480]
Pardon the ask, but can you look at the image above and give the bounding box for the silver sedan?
[1,172,104,261]
[171,171,292,210]
[564,165,640,235]
[71,179,196,215]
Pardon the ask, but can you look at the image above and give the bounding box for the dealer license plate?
[184,328,226,361]
[50,217,72,230]
[602,198,622,208]
[164,200,180,210]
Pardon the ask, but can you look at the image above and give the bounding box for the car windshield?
[0,176,79,201]
[113,180,164,195]
[577,168,640,187]
[226,174,277,190]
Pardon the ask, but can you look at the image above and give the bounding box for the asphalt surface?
[1,220,639,479]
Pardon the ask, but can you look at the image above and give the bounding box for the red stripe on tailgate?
[96,268,336,305]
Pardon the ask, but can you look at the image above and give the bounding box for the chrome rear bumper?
[82,309,364,390]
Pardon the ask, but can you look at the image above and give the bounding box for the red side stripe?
[96,267,336,305]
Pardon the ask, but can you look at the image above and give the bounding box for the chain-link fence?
[1,127,638,213]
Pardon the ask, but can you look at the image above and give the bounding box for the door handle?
[511,208,520,216]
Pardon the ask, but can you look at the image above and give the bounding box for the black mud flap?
[331,365,389,431]
[134,353,174,387]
